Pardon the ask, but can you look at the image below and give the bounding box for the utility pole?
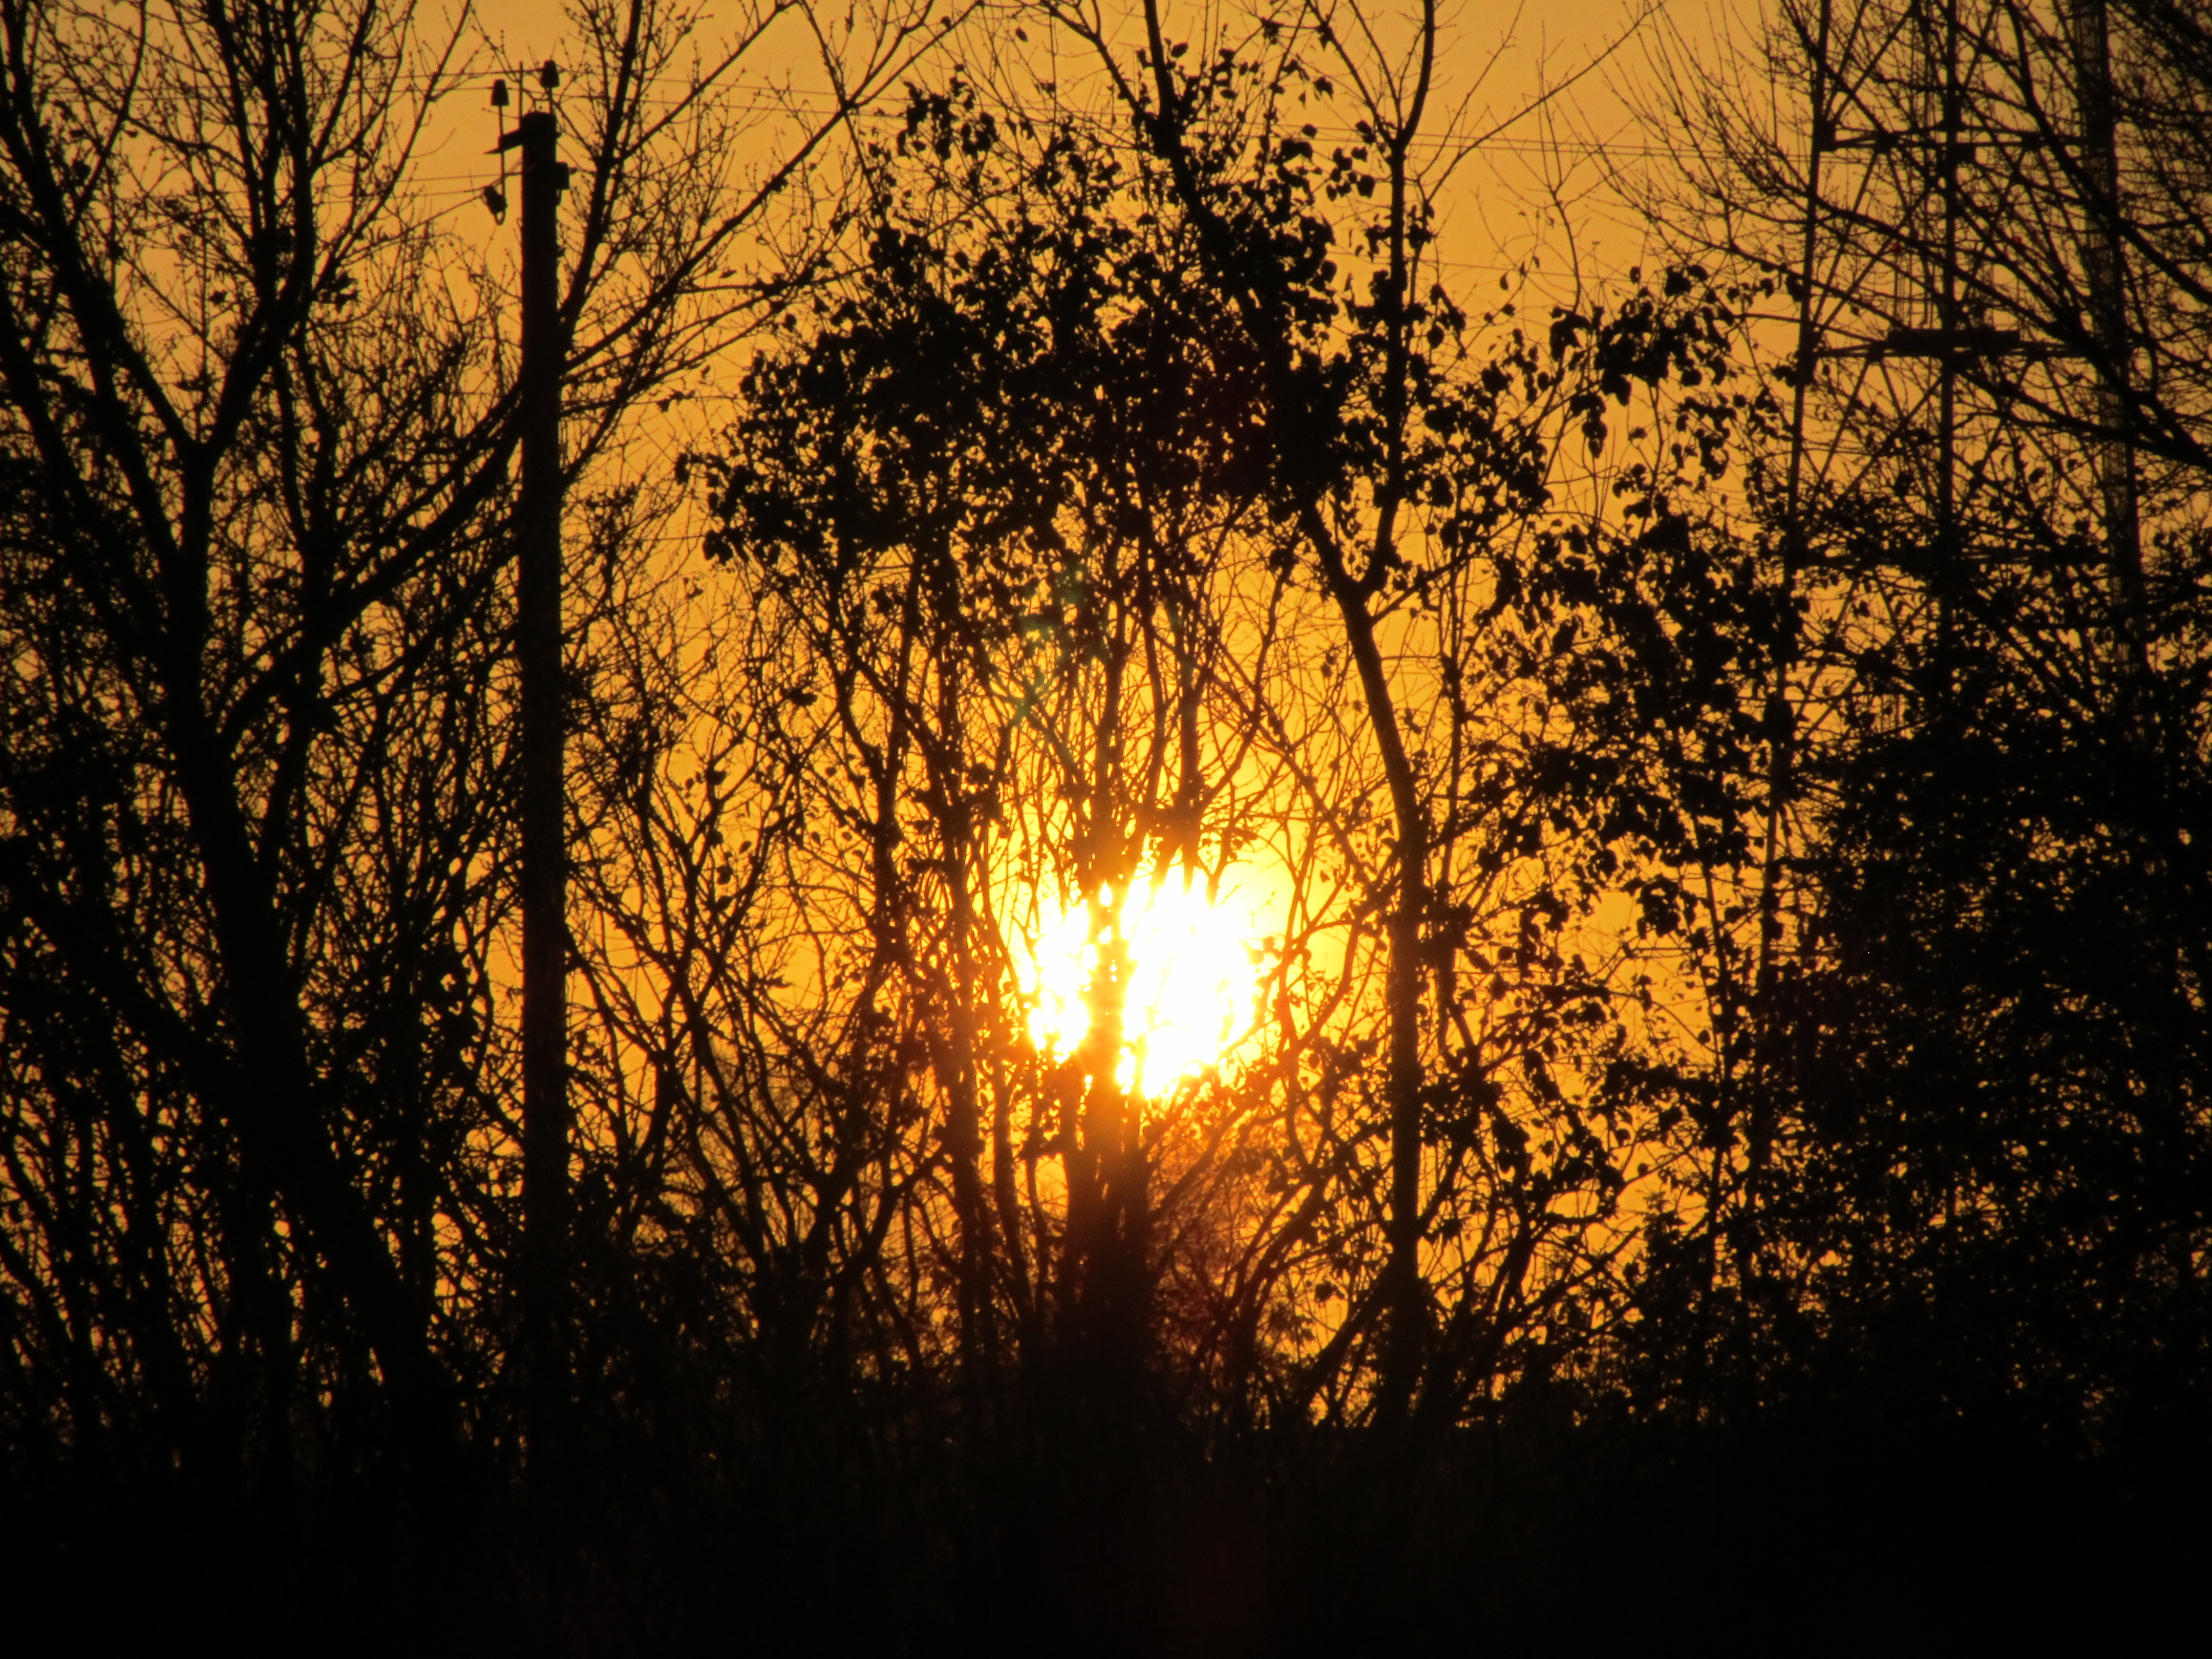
[2067,0,2146,669]
[503,92,570,1478]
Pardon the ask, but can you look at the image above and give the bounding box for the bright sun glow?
[1022,867,1272,1098]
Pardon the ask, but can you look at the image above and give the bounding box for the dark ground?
[8,1407,2204,1655]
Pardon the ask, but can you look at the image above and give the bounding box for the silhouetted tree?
[0,0,942,1569]
[1622,0,2212,1464]
[1036,0,1791,1457]
[682,12,1779,1519]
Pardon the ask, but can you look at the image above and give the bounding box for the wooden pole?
[2068,0,2145,652]
[510,104,569,1475]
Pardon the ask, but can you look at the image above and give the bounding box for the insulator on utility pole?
[486,79,512,220]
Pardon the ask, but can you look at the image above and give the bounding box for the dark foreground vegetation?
[2,0,2206,1647]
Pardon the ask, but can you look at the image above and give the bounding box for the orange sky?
[444,0,1686,287]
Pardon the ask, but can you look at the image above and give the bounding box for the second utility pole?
[508,102,570,1481]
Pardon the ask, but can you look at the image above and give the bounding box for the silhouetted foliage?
[2,0,2205,1646]
[1622,0,2212,1474]
[0,0,943,1635]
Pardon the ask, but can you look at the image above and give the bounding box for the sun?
[1022,866,1271,1097]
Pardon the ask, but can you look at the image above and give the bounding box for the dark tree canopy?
[1,0,2205,1647]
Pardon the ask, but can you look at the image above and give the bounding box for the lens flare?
[1022,867,1269,1097]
